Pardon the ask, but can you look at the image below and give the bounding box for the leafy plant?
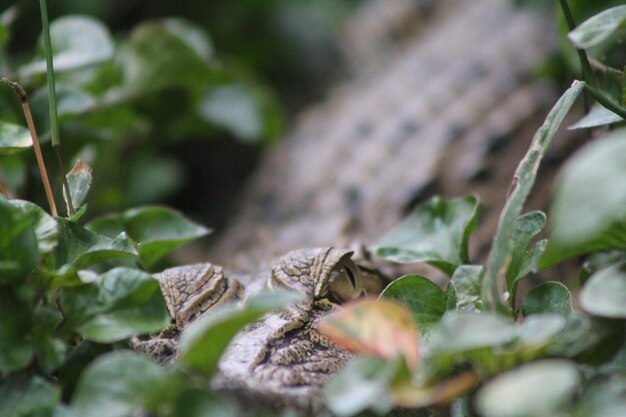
[317,4,626,416]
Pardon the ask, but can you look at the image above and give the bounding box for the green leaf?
[580,263,626,318]
[484,81,584,309]
[197,84,263,141]
[179,290,300,375]
[568,5,626,49]
[119,20,217,94]
[516,314,567,352]
[62,267,169,341]
[429,312,517,356]
[0,197,38,284]
[19,16,113,77]
[0,289,34,373]
[324,356,396,417]
[173,389,235,417]
[0,375,60,417]
[65,160,92,212]
[162,18,213,60]
[569,103,624,129]
[521,282,572,317]
[506,211,546,290]
[0,121,31,155]
[374,196,480,275]
[52,218,138,271]
[10,199,59,254]
[542,128,626,267]
[71,351,179,417]
[380,275,446,334]
[123,206,210,267]
[475,360,579,417]
[450,265,484,311]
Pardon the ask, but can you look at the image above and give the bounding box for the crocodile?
[149,0,577,413]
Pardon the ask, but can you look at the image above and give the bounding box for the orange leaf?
[318,298,421,369]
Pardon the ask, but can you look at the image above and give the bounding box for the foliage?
[315,4,626,416]
[2,1,626,417]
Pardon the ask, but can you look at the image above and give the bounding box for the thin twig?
[1,78,58,216]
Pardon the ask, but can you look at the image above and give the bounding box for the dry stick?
[1,78,58,217]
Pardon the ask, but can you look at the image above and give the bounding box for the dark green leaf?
[0,375,60,417]
[484,81,584,308]
[475,360,579,417]
[0,289,34,373]
[521,282,572,316]
[324,356,396,417]
[10,199,59,254]
[173,389,235,417]
[542,128,626,267]
[450,265,484,311]
[569,103,624,129]
[0,122,31,155]
[52,218,137,270]
[65,160,92,212]
[179,290,300,375]
[568,5,626,49]
[122,206,210,267]
[374,196,480,275]
[580,263,626,318]
[71,351,179,417]
[32,305,65,374]
[20,16,114,77]
[0,197,38,284]
[380,275,446,334]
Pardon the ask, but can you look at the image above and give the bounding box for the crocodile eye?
[328,260,362,303]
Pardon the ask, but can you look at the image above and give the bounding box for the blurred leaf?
[0,197,38,284]
[52,219,137,270]
[570,103,624,129]
[516,314,567,351]
[71,351,179,417]
[32,305,66,374]
[30,86,96,140]
[506,211,546,292]
[380,275,446,334]
[198,84,263,141]
[119,20,218,94]
[0,121,32,155]
[0,374,60,417]
[324,356,396,417]
[521,282,572,316]
[173,389,235,417]
[542,128,626,267]
[374,196,480,275]
[568,5,626,49]
[10,199,59,254]
[428,311,517,373]
[319,298,421,370]
[122,206,210,267]
[20,16,114,77]
[65,160,92,212]
[179,290,300,375]
[580,263,626,318]
[450,265,484,311]
[126,154,184,206]
[485,81,584,308]
[162,18,213,60]
[475,360,579,417]
[390,371,478,409]
[0,289,34,373]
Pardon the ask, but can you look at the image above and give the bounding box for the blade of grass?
[1,78,58,217]
[39,0,74,216]
[481,81,585,312]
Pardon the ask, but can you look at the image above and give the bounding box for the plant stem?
[584,84,626,120]
[39,0,75,216]
[558,0,596,87]
[0,179,8,199]
[1,78,58,216]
